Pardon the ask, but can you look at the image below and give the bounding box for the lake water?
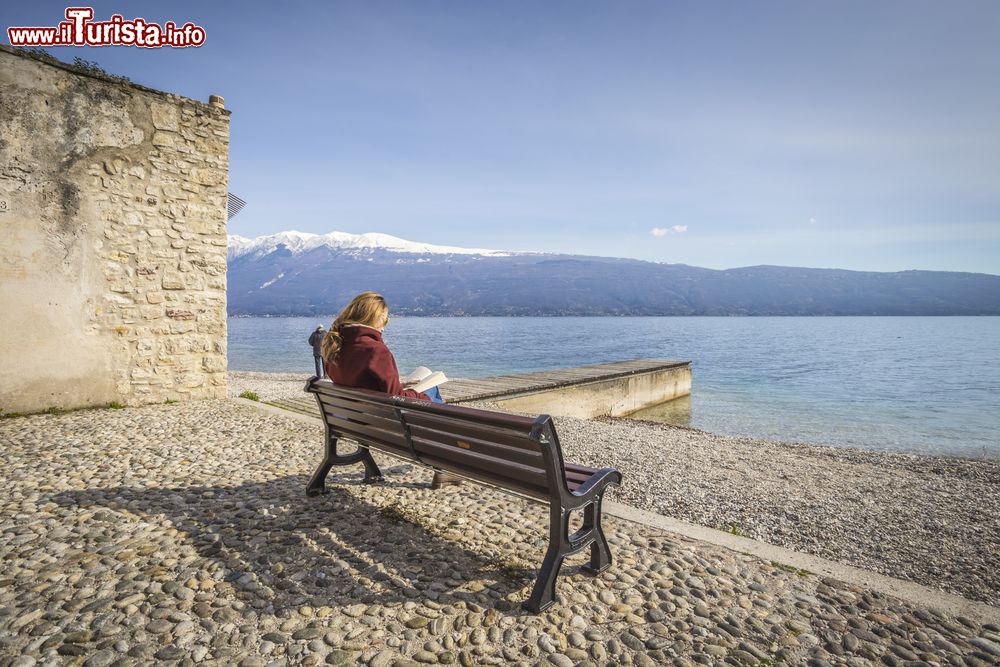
[229,316,1000,459]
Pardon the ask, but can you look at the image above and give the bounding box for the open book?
[401,366,448,394]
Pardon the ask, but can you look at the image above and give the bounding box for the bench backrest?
[306,379,570,502]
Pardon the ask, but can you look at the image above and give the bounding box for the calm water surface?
[229,317,1000,459]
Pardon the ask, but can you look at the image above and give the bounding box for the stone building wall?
[0,46,230,413]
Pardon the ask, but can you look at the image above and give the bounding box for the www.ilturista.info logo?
[7,7,206,48]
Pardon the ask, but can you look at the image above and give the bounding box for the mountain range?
[227,231,1000,316]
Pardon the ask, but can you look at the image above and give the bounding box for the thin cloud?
[651,225,688,237]
[809,217,818,225]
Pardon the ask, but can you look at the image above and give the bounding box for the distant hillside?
[227,231,1000,316]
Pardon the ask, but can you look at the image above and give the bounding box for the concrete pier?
[492,359,691,419]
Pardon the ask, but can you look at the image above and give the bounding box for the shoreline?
[229,371,1000,607]
[620,414,998,463]
[227,370,997,463]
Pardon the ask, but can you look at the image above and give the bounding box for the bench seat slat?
[565,468,600,491]
[316,394,400,422]
[323,416,411,456]
[564,463,599,475]
[312,380,393,401]
[402,412,542,453]
[410,436,548,490]
[395,398,538,430]
[418,454,549,501]
[325,427,410,459]
[407,424,544,469]
[317,400,402,433]
[312,382,399,407]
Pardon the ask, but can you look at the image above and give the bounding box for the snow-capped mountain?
[226,229,1000,316]
[228,230,513,260]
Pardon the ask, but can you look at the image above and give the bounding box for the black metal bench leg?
[360,448,383,484]
[524,542,565,614]
[306,452,335,496]
[581,499,612,575]
[524,504,569,613]
[306,434,384,496]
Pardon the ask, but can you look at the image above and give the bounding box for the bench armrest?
[570,467,622,503]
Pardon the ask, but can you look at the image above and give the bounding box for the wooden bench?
[303,377,623,613]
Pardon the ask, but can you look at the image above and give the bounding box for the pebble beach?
[229,372,1000,607]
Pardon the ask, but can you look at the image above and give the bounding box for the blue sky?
[6,1,1000,273]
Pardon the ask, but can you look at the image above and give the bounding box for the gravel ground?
[2,400,999,666]
[229,372,311,402]
[232,372,1000,608]
[553,415,1000,609]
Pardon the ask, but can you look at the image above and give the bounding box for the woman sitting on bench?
[320,292,460,488]
[319,291,443,403]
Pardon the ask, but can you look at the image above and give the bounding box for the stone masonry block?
[162,272,185,290]
[202,355,226,373]
[166,308,196,320]
[150,101,180,131]
[152,131,175,147]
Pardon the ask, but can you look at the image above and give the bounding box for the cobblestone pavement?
[1,401,998,666]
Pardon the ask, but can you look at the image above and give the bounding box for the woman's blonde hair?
[321,292,389,365]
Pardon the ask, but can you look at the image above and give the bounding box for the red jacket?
[325,325,430,400]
